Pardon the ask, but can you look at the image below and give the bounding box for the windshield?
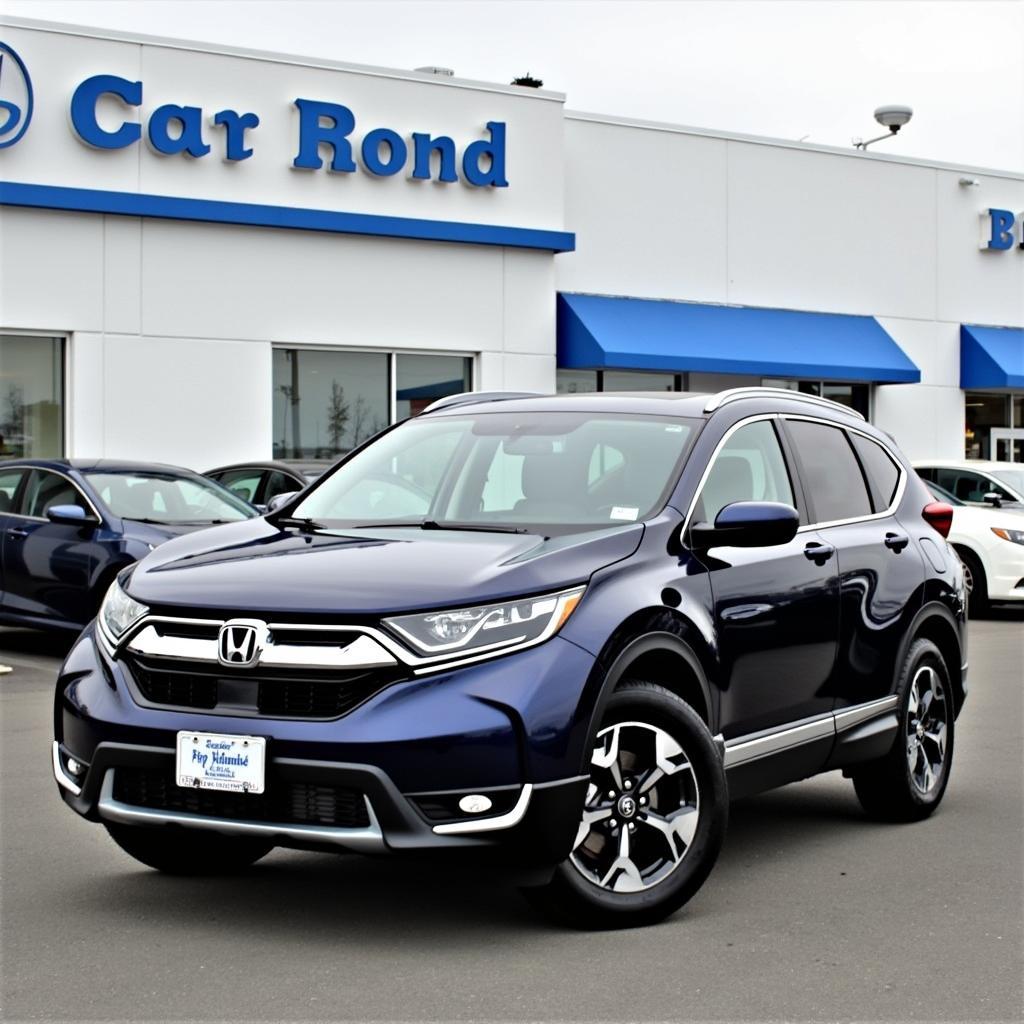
[87,472,256,524]
[989,468,1024,497]
[293,412,699,532]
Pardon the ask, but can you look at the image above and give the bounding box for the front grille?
[126,656,401,720]
[113,766,370,829]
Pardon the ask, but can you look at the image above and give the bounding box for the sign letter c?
[70,74,142,149]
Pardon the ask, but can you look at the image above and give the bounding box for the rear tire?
[105,823,274,875]
[956,547,989,618]
[851,638,954,823]
[522,681,727,929]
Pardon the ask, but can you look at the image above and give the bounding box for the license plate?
[176,731,266,794]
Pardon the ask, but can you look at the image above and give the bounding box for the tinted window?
[0,468,25,514]
[696,420,795,524]
[934,468,1014,504]
[265,471,301,501]
[216,469,263,505]
[787,421,872,523]
[851,434,901,511]
[22,470,88,518]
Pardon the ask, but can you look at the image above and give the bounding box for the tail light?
[922,502,953,539]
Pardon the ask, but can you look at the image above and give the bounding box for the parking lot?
[1,615,1021,1023]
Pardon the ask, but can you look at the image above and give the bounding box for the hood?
[127,517,644,615]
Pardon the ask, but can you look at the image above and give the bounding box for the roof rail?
[421,391,544,414]
[703,386,867,421]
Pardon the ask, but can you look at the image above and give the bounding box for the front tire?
[851,638,955,822]
[105,823,274,875]
[523,681,727,929]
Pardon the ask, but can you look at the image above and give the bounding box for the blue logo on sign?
[0,42,33,149]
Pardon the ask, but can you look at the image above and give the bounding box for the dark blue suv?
[52,389,966,927]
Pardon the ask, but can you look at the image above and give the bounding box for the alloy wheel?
[570,720,700,893]
[906,665,948,796]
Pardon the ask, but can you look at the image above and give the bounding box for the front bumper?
[54,626,597,867]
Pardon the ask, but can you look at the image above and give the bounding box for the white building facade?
[1,17,1022,470]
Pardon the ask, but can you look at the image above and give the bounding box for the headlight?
[99,578,149,641]
[991,527,1024,546]
[385,587,585,659]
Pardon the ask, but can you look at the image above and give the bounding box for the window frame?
[682,414,808,536]
[11,467,102,523]
[780,415,906,529]
[271,344,476,459]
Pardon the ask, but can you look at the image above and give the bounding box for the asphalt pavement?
[1,615,1022,1023]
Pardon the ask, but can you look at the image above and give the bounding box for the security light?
[853,105,913,150]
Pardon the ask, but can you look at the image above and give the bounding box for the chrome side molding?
[97,771,387,853]
[723,695,900,769]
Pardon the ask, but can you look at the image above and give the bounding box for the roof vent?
[415,66,455,77]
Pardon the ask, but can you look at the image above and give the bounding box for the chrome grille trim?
[125,621,398,670]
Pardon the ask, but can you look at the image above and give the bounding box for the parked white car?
[925,480,1024,614]
[915,460,1024,510]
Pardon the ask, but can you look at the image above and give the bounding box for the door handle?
[884,532,909,553]
[803,541,835,565]
[5,527,29,539]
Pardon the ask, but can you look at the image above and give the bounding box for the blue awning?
[557,293,921,383]
[960,324,1024,390]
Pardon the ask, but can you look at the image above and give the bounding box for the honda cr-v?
[53,387,966,927]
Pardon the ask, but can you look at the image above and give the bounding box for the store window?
[556,370,599,394]
[0,335,64,460]
[272,349,473,459]
[603,370,678,392]
[395,354,472,420]
[965,392,1022,462]
[763,378,870,420]
[273,349,389,459]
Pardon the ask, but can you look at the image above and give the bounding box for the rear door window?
[786,420,872,524]
[215,469,263,505]
[850,434,902,511]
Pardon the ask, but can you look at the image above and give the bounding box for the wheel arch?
[900,602,966,717]
[950,542,988,597]
[579,607,718,777]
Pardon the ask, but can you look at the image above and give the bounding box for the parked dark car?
[0,459,256,632]
[204,461,327,510]
[52,389,965,928]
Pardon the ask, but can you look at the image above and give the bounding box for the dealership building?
[1,16,1022,472]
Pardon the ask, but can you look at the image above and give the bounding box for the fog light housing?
[66,757,85,777]
[458,794,493,815]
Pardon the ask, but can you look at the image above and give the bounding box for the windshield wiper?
[274,516,324,533]
[351,519,530,534]
[421,520,530,534]
[122,516,173,526]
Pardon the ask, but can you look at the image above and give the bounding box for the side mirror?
[983,491,1003,508]
[689,501,799,549]
[46,504,99,527]
[266,491,299,514]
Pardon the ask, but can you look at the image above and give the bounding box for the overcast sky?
[5,0,1022,170]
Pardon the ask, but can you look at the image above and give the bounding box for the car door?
[690,417,841,739]
[1,468,107,626]
[783,419,925,709]
[0,466,29,607]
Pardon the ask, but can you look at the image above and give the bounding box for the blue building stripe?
[0,181,576,253]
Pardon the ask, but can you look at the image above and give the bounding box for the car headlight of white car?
[99,577,149,642]
[992,527,1024,546]
[385,587,584,660]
